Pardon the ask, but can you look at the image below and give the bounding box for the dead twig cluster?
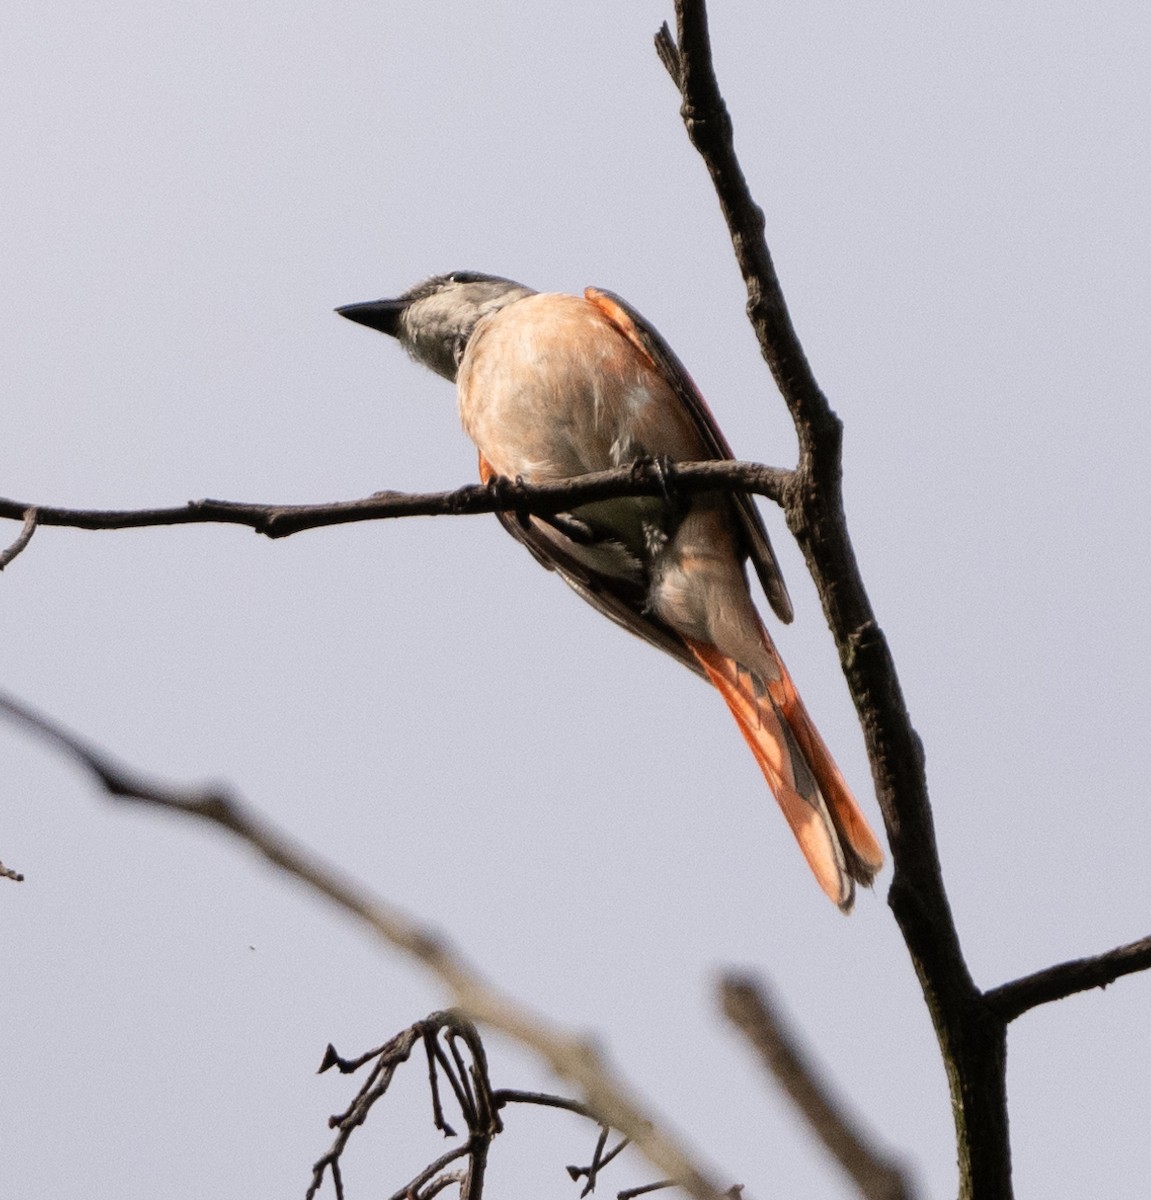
[0,690,733,1200]
[307,1010,666,1200]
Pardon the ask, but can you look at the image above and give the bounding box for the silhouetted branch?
[0,690,733,1200]
[308,1011,670,1200]
[491,1090,596,1121]
[310,1022,428,1199]
[720,974,916,1200]
[618,1184,676,1200]
[985,934,1151,1022]
[0,460,791,542]
[310,1013,502,1200]
[567,1125,632,1198]
[658,3,1009,1197]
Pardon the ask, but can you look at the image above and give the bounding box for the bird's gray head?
[337,271,537,382]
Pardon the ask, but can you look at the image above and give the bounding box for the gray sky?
[4,2,1150,1197]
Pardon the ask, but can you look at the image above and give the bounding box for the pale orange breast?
[457,292,710,483]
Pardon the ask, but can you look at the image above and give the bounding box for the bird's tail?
[684,632,884,911]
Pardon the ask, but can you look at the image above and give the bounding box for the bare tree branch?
[0,690,734,1200]
[491,1089,596,1121]
[0,460,791,541]
[310,1023,427,1199]
[657,3,1010,1196]
[567,1125,632,1198]
[985,935,1151,1022]
[387,1150,471,1200]
[720,974,916,1200]
[311,1013,504,1200]
[0,506,37,569]
[618,1184,677,1200]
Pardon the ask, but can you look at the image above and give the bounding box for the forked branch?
[657,2,1006,1195]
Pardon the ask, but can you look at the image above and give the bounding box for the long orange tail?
[684,632,884,911]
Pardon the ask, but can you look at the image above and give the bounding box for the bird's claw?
[486,472,532,529]
[631,454,679,504]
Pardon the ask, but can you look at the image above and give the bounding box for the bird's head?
[337,271,536,382]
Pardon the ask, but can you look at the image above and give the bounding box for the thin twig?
[0,506,37,569]
[570,1128,633,1198]
[985,934,1151,1022]
[618,1182,675,1200]
[418,1169,469,1200]
[309,1028,422,1197]
[425,1030,458,1138]
[491,1089,597,1120]
[0,691,733,1200]
[0,859,25,882]
[385,1144,473,1200]
[653,23,680,84]
[721,975,915,1200]
[319,1039,396,1075]
[430,1037,475,1128]
[571,1124,612,1196]
[447,1029,479,1123]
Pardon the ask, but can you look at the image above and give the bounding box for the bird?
[337,272,884,909]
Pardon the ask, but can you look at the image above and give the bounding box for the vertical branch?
[658,4,1012,1197]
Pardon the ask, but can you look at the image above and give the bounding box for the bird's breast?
[457,292,705,483]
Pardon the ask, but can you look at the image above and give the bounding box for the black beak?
[335,298,406,337]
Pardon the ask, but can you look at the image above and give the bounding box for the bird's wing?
[477,455,708,679]
[584,286,794,624]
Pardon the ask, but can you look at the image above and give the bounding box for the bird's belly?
[461,377,658,483]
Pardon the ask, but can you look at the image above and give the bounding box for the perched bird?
[338,272,883,909]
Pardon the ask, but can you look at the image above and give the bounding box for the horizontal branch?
[0,690,734,1200]
[984,934,1151,1022]
[0,460,793,540]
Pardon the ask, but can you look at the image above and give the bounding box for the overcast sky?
[4,2,1151,1197]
